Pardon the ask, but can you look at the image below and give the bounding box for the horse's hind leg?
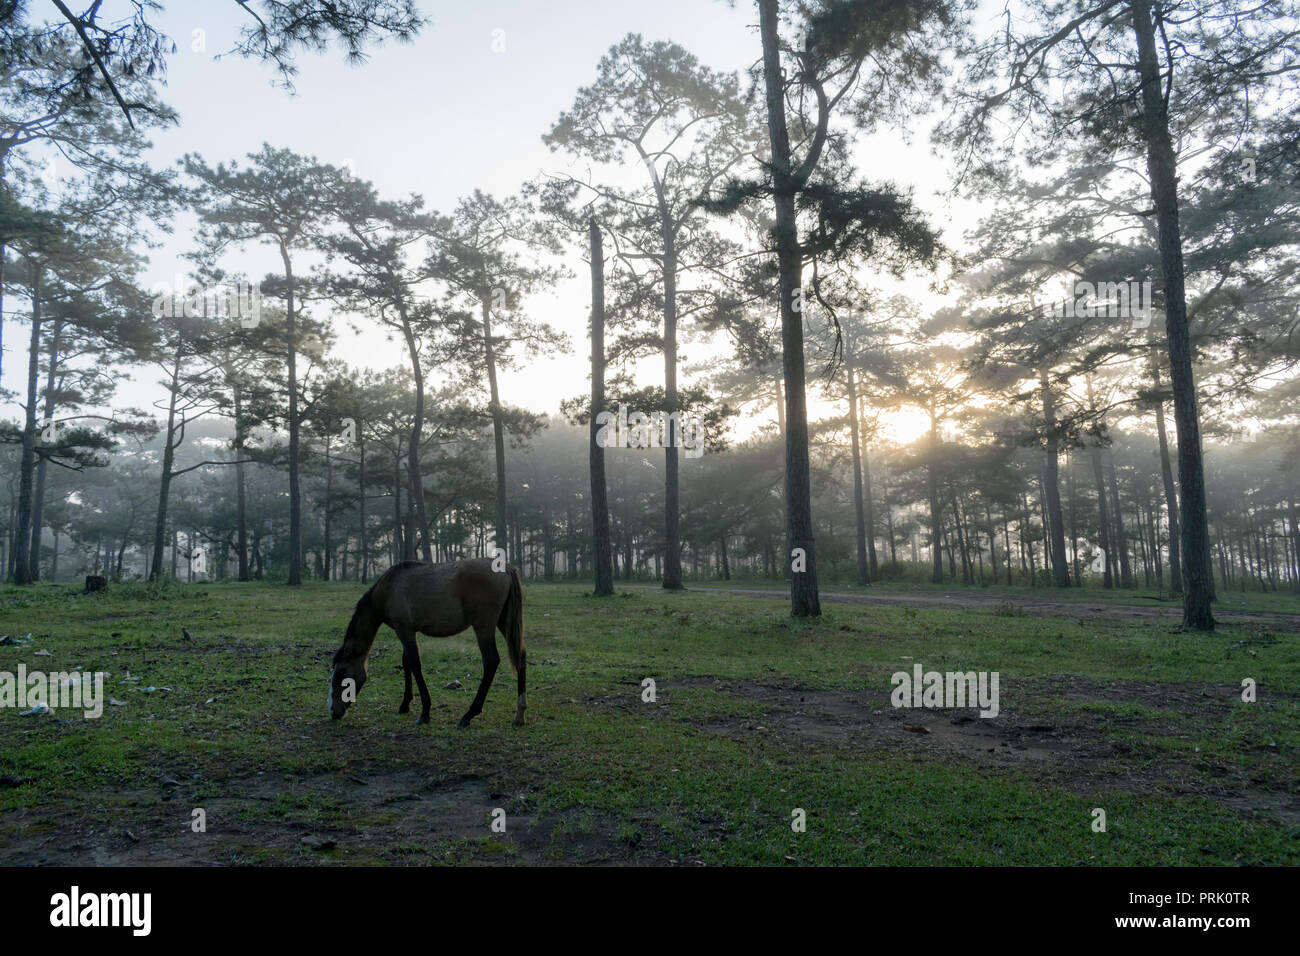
[513,646,526,727]
[458,623,499,729]
[396,629,431,723]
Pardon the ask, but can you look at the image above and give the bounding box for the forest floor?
[1,579,1297,866]
[633,581,1300,633]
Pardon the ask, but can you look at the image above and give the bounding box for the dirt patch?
[670,676,1079,766]
[628,675,1298,828]
[0,766,658,866]
[1035,675,1281,711]
[1220,790,1300,827]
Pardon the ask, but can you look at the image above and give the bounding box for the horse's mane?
[333,588,379,664]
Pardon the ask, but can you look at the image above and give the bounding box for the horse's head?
[328,654,368,720]
[330,593,380,720]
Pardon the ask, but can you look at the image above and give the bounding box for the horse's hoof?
[457,717,472,729]
[512,716,526,727]
[418,714,430,724]
[398,704,410,714]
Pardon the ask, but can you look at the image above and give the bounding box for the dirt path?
[626,584,1300,632]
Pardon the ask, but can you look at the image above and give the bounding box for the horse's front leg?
[398,648,414,714]
[458,625,499,729]
[396,629,431,723]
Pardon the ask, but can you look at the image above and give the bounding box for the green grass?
[0,579,1296,865]
[670,574,1300,613]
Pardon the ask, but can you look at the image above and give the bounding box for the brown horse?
[328,558,525,727]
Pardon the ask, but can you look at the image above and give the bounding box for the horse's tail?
[499,565,525,673]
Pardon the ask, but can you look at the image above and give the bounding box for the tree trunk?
[952,490,972,584]
[1040,367,1070,586]
[149,351,182,580]
[280,241,303,586]
[542,518,555,581]
[1146,478,1164,589]
[845,354,869,586]
[883,468,897,564]
[759,0,819,616]
[323,436,334,579]
[358,435,368,582]
[115,526,129,580]
[480,288,509,560]
[1284,502,1294,590]
[233,380,249,581]
[11,263,41,584]
[927,416,944,584]
[588,219,614,595]
[1135,496,1150,586]
[661,246,683,591]
[392,452,403,565]
[566,498,577,578]
[1022,492,1037,584]
[858,393,880,578]
[29,315,62,581]
[862,438,880,578]
[985,504,1000,584]
[512,507,522,573]
[403,455,417,561]
[1150,355,1182,594]
[1004,513,1014,584]
[632,138,685,592]
[1130,0,1215,628]
[1090,445,1113,588]
[400,310,433,561]
[1106,449,1133,587]
[1068,450,1082,586]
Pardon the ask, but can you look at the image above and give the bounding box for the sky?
[3,0,981,446]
